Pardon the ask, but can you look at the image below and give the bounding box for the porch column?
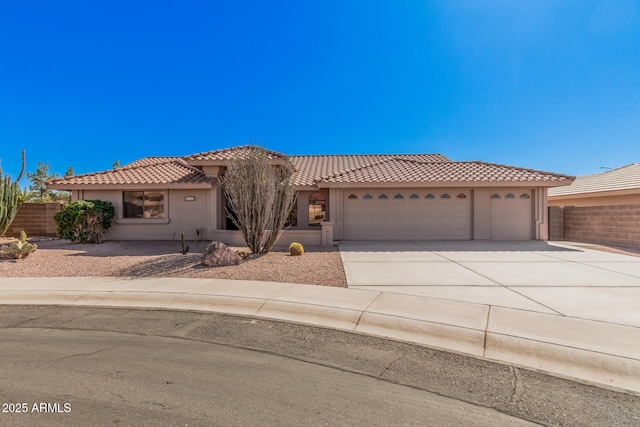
[535,187,549,240]
[328,188,343,240]
[321,221,334,246]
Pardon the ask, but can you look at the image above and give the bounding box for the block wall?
[562,204,640,249]
[5,203,64,238]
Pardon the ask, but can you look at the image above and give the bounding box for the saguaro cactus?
[0,150,26,237]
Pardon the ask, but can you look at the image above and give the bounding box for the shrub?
[54,200,115,243]
[1,231,37,259]
[220,145,297,254]
[289,242,304,256]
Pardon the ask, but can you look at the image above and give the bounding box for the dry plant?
[220,146,297,253]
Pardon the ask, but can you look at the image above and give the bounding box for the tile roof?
[289,154,450,186]
[46,147,572,189]
[548,163,640,197]
[312,158,573,185]
[47,157,211,187]
[184,145,287,162]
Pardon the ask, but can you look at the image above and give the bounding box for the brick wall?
[560,204,640,249]
[5,203,64,238]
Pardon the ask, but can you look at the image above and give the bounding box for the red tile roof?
[184,145,287,162]
[290,154,450,186]
[46,147,572,189]
[47,157,211,187]
[311,158,573,185]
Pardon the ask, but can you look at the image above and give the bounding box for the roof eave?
[46,182,214,190]
[549,187,640,200]
[316,179,574,189]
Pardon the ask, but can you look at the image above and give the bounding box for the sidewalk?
[1,276,639,395]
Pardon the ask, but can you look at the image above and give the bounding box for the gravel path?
[0,239,347,287]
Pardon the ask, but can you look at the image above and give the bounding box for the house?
[46,146,573,245]
[548,163,640,248]
[548,163,640,207]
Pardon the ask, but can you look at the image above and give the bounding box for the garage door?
[343,189,472,240]
[490,190,533,240]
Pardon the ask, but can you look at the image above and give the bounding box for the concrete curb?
[0,277,638,395]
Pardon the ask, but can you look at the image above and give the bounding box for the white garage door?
[343,189,472,240]
[490,190,533,240]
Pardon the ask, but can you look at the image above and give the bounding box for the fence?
[549,204,640,249]
[4,202,64,238]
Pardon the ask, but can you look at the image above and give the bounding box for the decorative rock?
[200,241,242,267]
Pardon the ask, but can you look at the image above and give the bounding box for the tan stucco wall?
[77,184,550,242]
[209,229,322,247]
[82,189,212,240]
[549,193,640,207]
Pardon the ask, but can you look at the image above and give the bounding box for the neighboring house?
[548,163,640,207]
[46,146,573,245]
[548,163,640,248]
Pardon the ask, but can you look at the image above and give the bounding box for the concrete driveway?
[338,240,640,328]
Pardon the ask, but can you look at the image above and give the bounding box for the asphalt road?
[0,306,638,426]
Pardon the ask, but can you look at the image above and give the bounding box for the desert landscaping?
[0,238,348,287]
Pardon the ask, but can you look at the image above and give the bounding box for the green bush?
[54,200,115,243]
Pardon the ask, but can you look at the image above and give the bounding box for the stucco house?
[46,146,573,245]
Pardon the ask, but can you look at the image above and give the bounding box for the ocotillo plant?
[0,150,26,237]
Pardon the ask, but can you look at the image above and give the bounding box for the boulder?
[200,241,242,267]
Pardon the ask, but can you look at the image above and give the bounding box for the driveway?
[338,240,640,328]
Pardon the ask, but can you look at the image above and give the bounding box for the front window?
[123,191,165,219]
[285,197,298,227]
[308,192,326,226]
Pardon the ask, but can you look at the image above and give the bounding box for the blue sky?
[1,0,638,181]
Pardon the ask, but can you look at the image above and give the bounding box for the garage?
[489,190,533,240]
[343,189,472,240]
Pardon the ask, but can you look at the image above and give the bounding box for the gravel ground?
[569,243,640,258]
[0,239,348,287]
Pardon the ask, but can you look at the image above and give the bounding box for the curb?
[0,277,638,395]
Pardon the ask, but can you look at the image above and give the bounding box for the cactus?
[179,233,190,255]
[235,250,248,259]
[0,150,26,237]
[1,230,37,259]
[289,242,304,256]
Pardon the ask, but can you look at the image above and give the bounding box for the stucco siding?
[209,229,322,247]
[81,189,210,240]
[550,193,640,207]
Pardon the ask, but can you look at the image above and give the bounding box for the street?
[0,306,638,426]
